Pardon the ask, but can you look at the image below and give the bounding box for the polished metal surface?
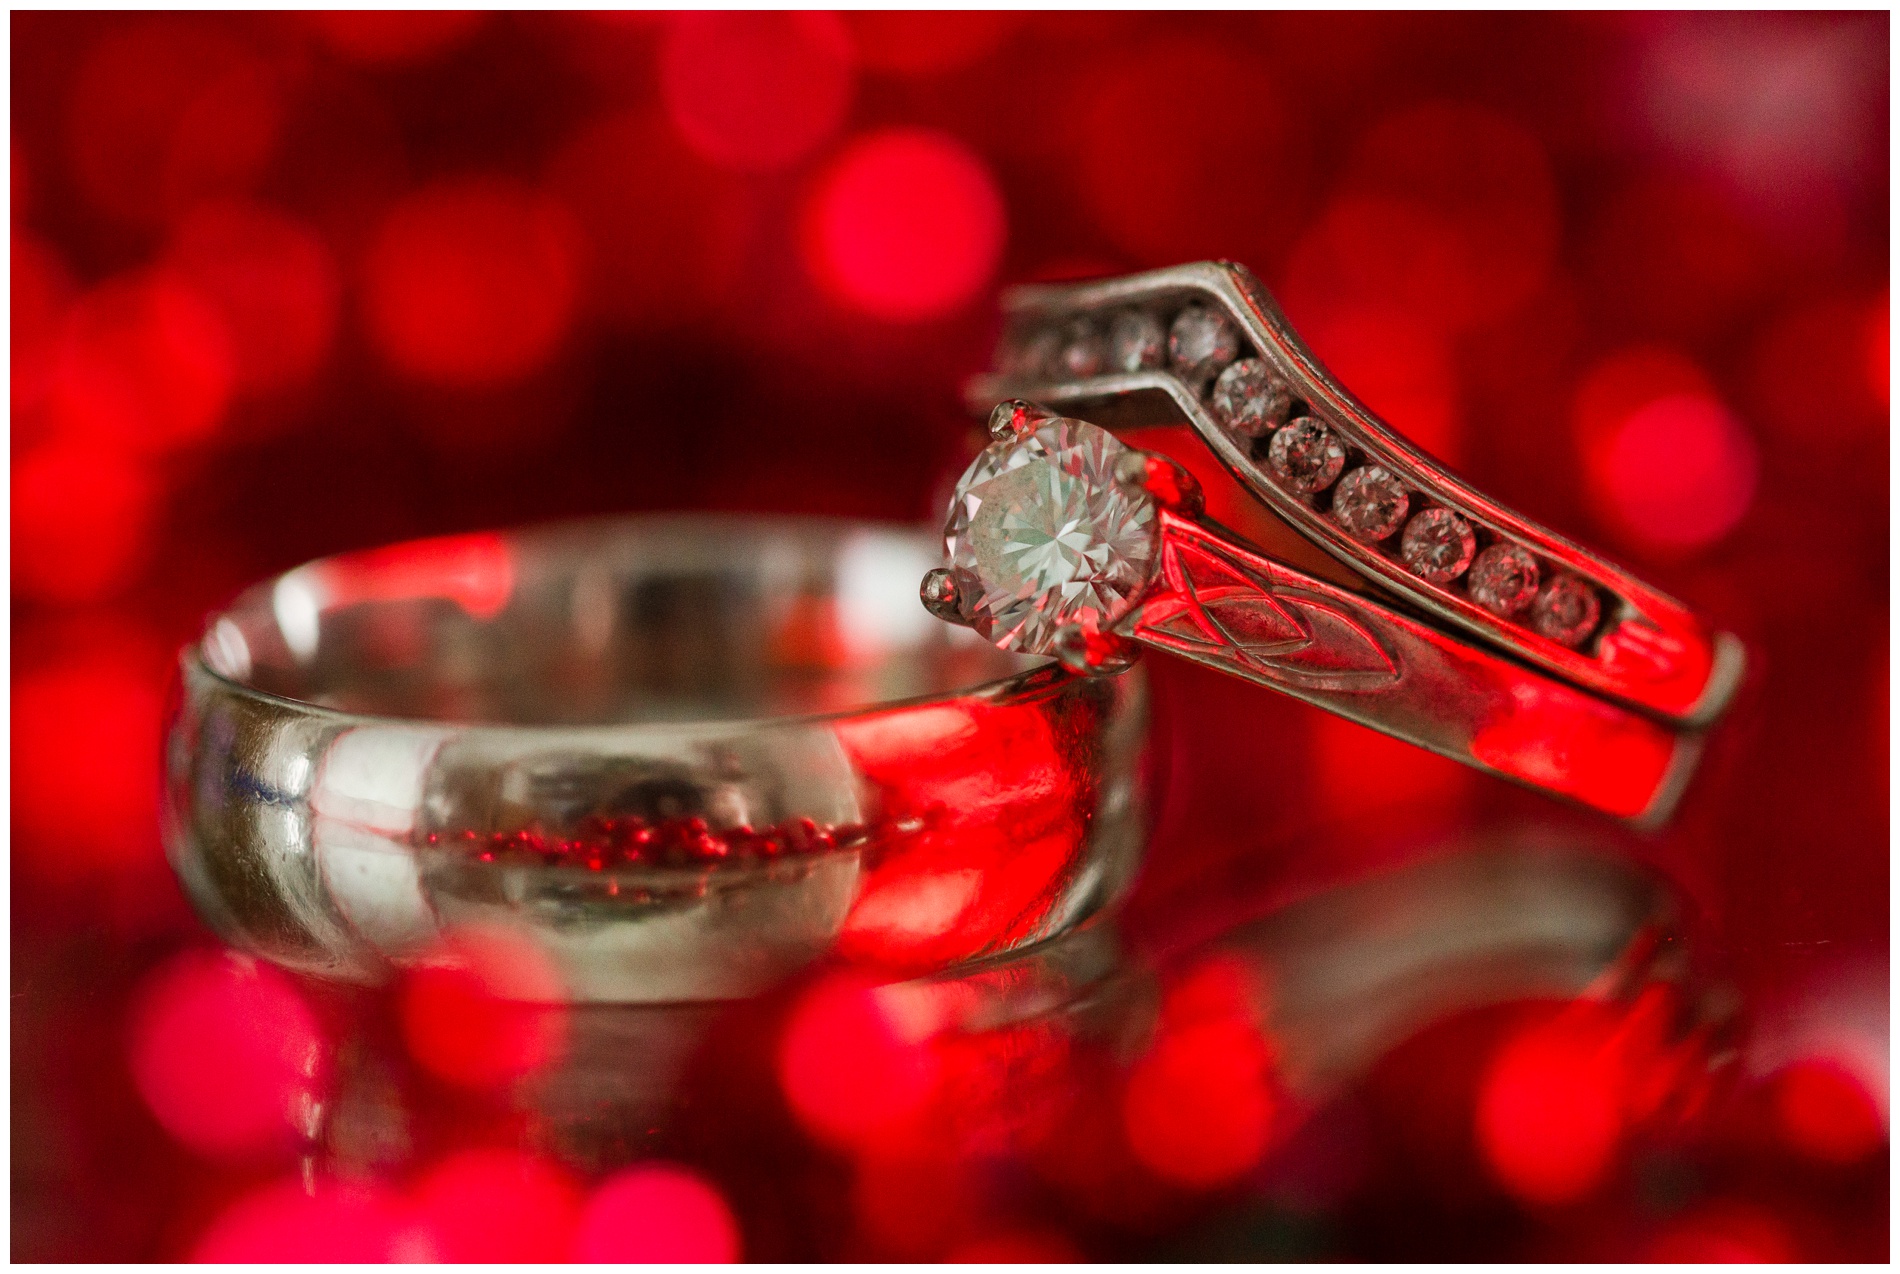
[969,260,1744,727]
[926,408,1710,826]
[164,516,1151,1002]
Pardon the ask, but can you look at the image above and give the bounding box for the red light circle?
[363,178,582,387]
[572,1163,741,1263]
[660,12,854,172]
[803,128,1006,321]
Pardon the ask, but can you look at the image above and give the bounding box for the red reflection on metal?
[67,21,282,226]
[847,12,1020,76]
[572,1162,741,1262]
[424,814,861,869]
[1467,680,1679,821]
[409,1147,581,1262]
[12,650,168,876]
[191,1178,412,1262]
[362,179,582,387]
[314,530,516,620]
[48,270,236,454]
[804,128,1006,322]
[399,926,567,1090]
[659,13,854,172]
[1769,1057,1886,1166]
[833,693,1091,969]
[126,950,322,1162]
[299,11,487,65]
[166,201,340,395]
[1122,955,1278,1188]
[779,975,936,1152]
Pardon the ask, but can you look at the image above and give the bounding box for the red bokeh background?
[10,11,1888,1261]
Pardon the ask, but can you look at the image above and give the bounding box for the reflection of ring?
[163,515,1149,1002]
[967,261,1744,727]
[923,405,1712,826]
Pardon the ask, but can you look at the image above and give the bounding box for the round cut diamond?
[1007,327,1060,377]
[1211,358,1291,438]
[1108,309,1165,372]
[1399,507,1477,583]
[1330,465,1409,542]
[944,417,1160,653]
[1530,573,1601,647]
[1467,543,1541,616]
[1167,304,1240,386]
[1056,319,1104,379]
[1265,417,1347,494]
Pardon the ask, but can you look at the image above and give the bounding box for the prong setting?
[919,567,968,625]
[987,398,1054,441]
[1113,448,1204,515]
[1053,624,1138,676]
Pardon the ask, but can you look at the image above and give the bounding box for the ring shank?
[166,516,1150,1001]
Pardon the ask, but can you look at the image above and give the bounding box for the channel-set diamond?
[945,416,1161,654]
[1331,466,1410,542]
[1467,544,1541,617]
[1265,417,1346,494]
[1109,309,1166,372]
[1530,573,1601,647]
[1211,358,1292,438]
[1168,304,1241,387]
[1399,507,1477,584]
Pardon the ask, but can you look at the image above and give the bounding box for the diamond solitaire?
[940,414,1159,653]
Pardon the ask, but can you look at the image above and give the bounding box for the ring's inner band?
[203,517,1036,726]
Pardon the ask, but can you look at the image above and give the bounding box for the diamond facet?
[1399,507,1477,584]
[1530,573,1601,647]
[1264,417,1346,494]
[944,417,1160,654]
[1167,304,1240,386]
[1108,309,1165,372]
[1330,466,1410,542]
[1056,319,1104,379]
[1210,358,1291,438]
[1467,543,1541,617]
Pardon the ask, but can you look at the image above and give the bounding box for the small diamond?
[1265,418,1346,494]
[1330,465,1409,542]
[1108,309,1165,372]
[1006,327,1060,377]
[1055,319,1104,379]
[1467,543,1541,617]
[1530,573,1602,647]
[1399,507,1477,584]
[1210,358,1291,438]
[944,416,1160,653]
[1167,304,1240,386]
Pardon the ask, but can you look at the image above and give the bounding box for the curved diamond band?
[925,406,1716,826]
[967,261,1745,728]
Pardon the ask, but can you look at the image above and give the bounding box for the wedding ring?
[163,515,1149,1002]
[967,261,1745,727]
[922,406,1714,826]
